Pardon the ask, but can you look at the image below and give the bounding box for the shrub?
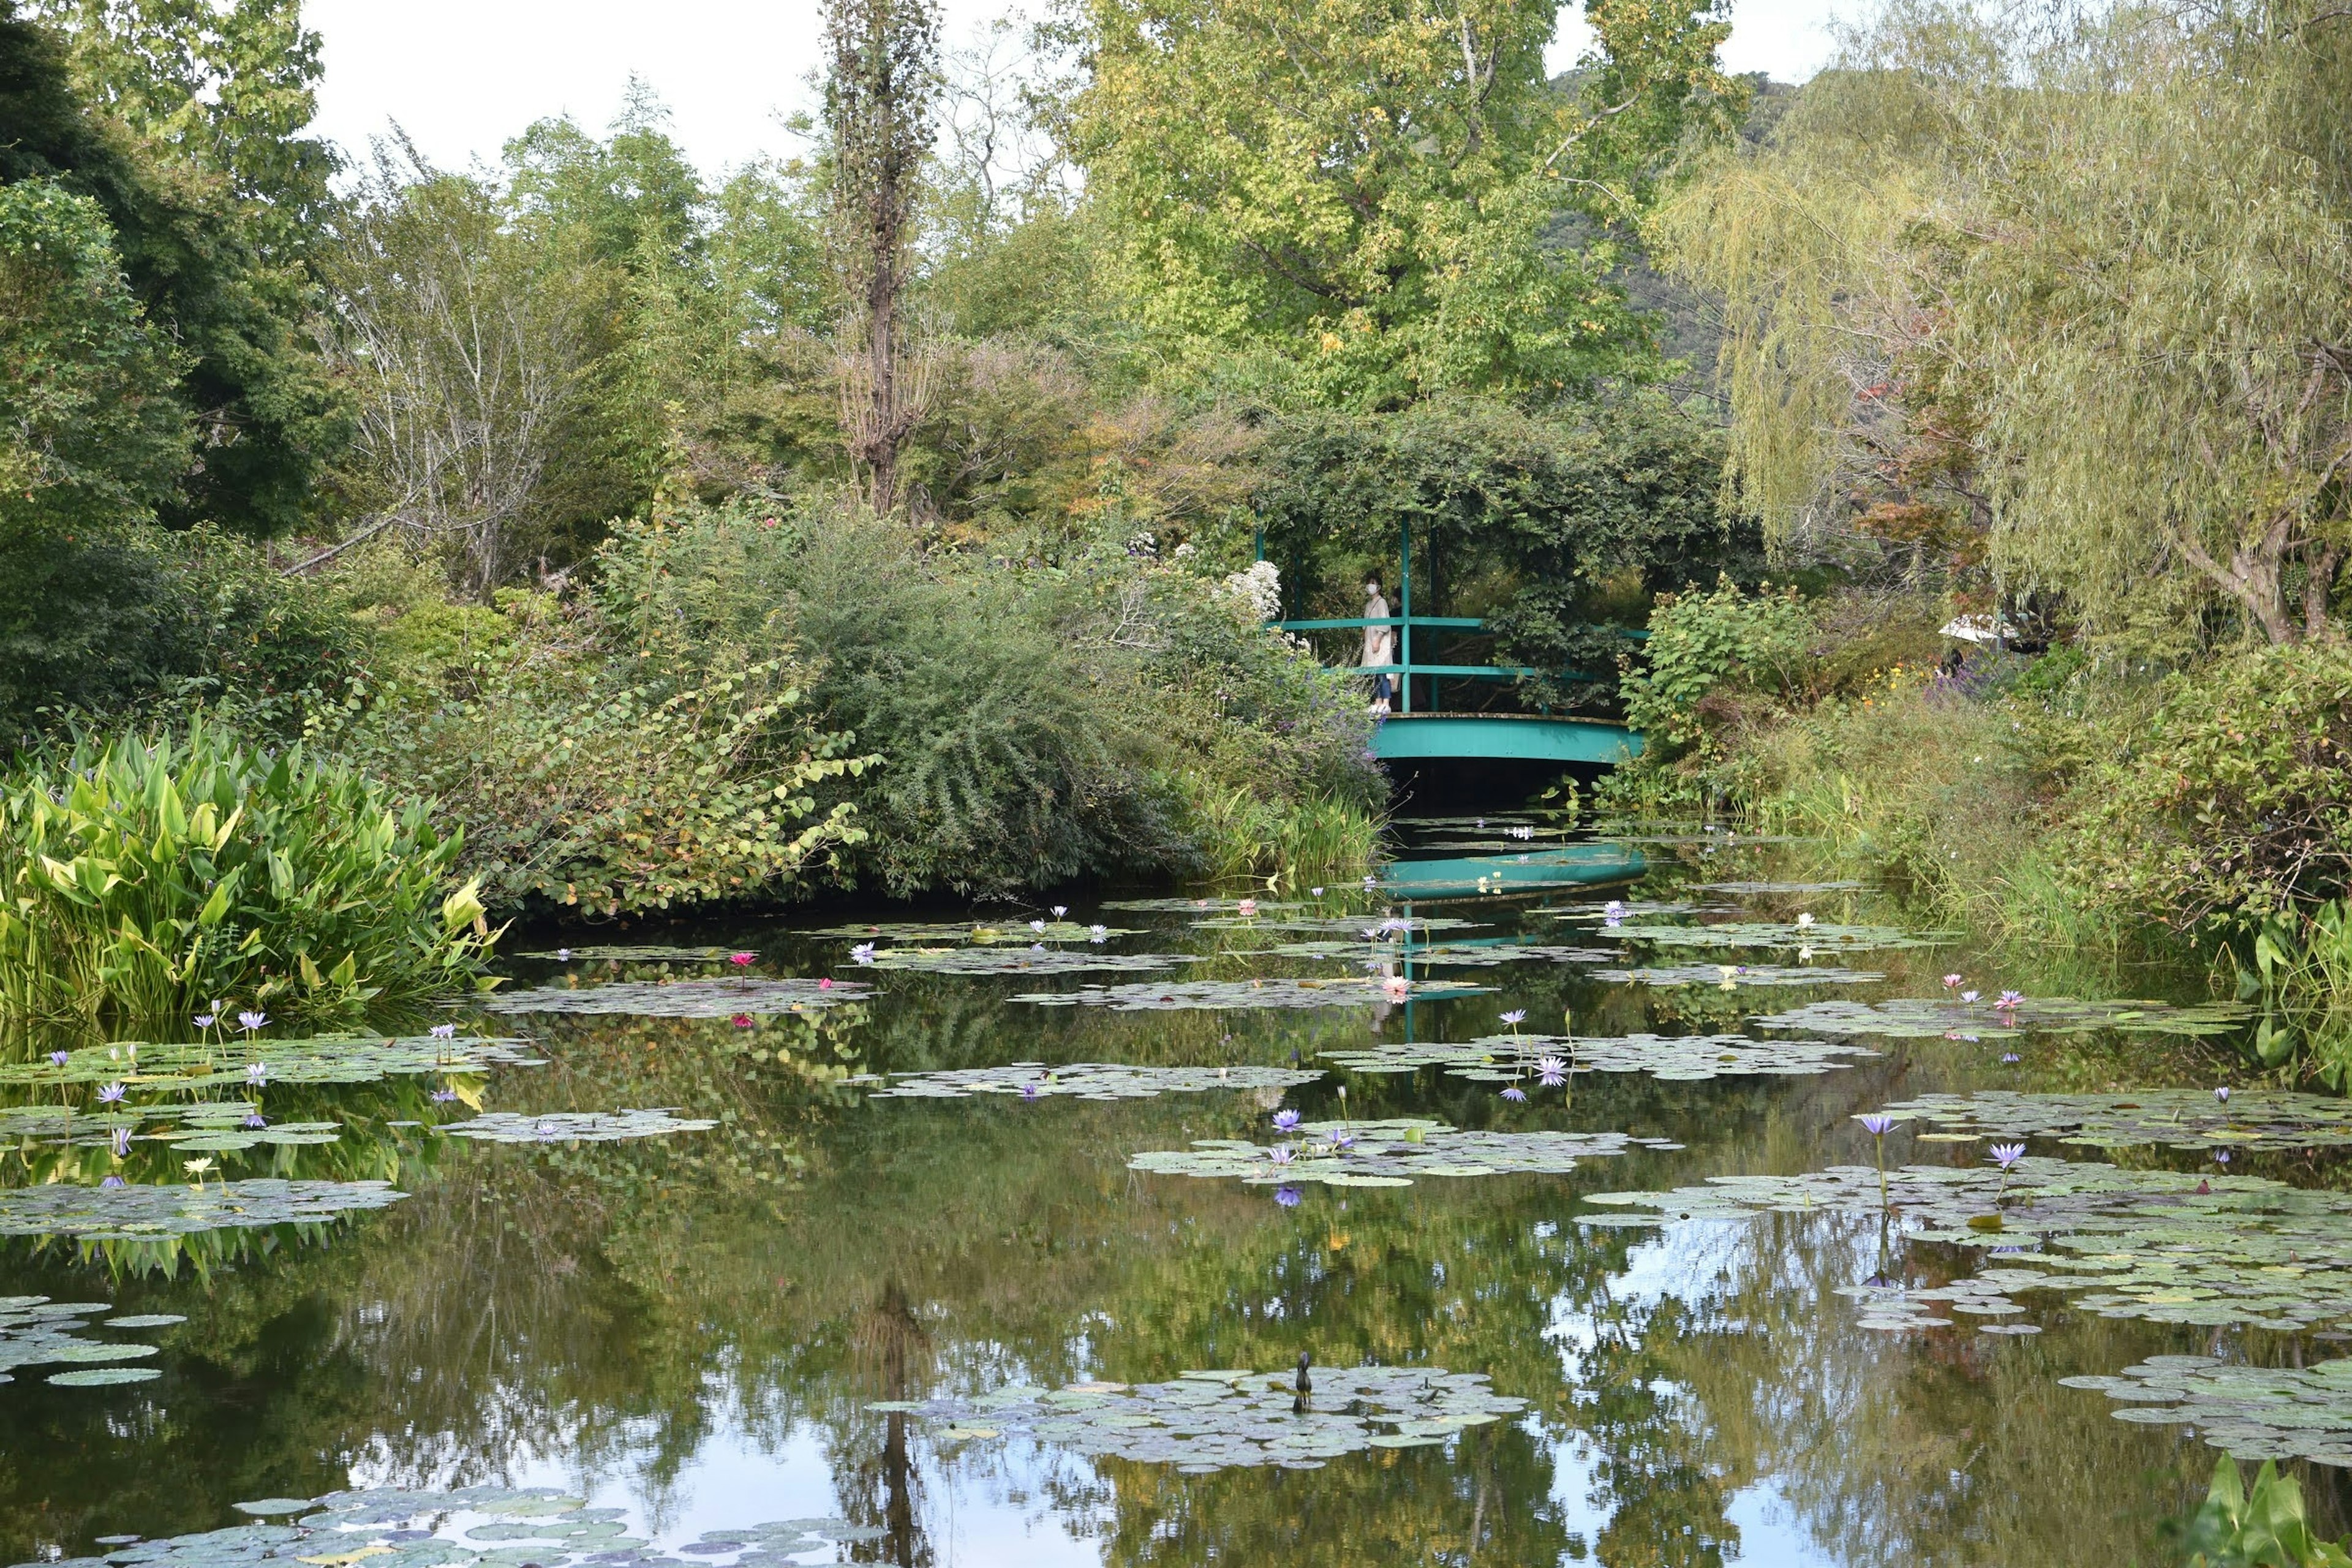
[0,722,494,1030]
[326,586,870,917]
[1602,576,1816,809]
[2057,643,2352,931]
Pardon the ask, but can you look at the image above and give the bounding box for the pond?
[1,817,2342,1566]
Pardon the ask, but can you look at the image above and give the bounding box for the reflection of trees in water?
[833,1281,933,1567]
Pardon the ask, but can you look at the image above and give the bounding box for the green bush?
[1601,576,1816,810]
[2058,643,2352,930]
[0,722,494,1030]
[325,584,870,917]
[592,503,1381,899]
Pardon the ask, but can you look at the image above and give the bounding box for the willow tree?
[1065,0,1746,408]
[823,0,942,514]
[1657,0,2352,645]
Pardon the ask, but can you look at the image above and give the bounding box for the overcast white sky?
[306,0,1847,179]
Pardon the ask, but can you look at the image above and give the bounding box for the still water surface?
[2,819,2340,1565]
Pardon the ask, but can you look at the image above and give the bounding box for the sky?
[306,0,1849,180]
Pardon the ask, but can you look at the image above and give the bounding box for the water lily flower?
[1501,1086,1527,1102]
[243,1112,267,1129]
[556,948,572,961]
[429,1023,457,1040]
[731,1014,754,1028]
[193,1014,216,1031]
[1330,1130,1355,1152]
[1268,1145,1295,1166]
[1019,1082,1041,1100]
[1858,1114,1896,1137]
[110,1127,131,1157]
[2215,1150,2231,1165]
[1942,974,1963,990]
[1537,1056,1567,1087]
[1996,990,2023,1009]
[1237,899,1258,917]
[729,952,756,968]
[1274,1185,1303,1207]
[431,1088,459,1103]
[1310,887,1324,897]
[246,1063,266,1087]
[817,977,834,989]
[1030,919,1047,933]
[2214,1086,2231,1106]
[1273,1109,1302,1133]
[2001,1053,2021,1064]
[97,1082,126,1105]
[237,1010,268,1033]
[1798,946,1815,962]
[1989,1143,2026,1169]
[101,1175,124,1189]
[47,1050,67,1068]
[1796,912,1815,927]
[852,943,876,962]
[1051,906,1068,919]
[184,1157,213,1177]
[1961,990,1980,1003]
[534,1121,558,1140]
[1381,975,1411,998]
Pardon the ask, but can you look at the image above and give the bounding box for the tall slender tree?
[823,0,942,514]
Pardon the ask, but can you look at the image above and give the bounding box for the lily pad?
[849,947,1185,976]
[0,1178,405,1241]
[46,1366,159,1386]
[1599,921,1956,952]
[1265,939,1616,968]
[1099,897,1310,914]
[1321,1031,1877,1082]
[0,1295,174,1382]
[1189,914,1485,935]
[1695,881,1868,894]
[1584,1156,2352,1333]
[515,946,734,962]
[1131,1117,1678,1187]
[15,1487,886,1568]
[1877,1089,2352,1152]
[0,1035,543,1091]
[437,1109,718,1144]
[102,1314,186,1328]
[875,1364,1525,1471]
[1011,977,1491,1011]
[868,1062,1324,1100]
[1593,963,1884,989]
[802,920,1141,943]
[2059,1357,2352,1466]
[1752,997,2255,1039]
[481,978,868,1018]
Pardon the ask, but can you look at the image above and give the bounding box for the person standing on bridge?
[1362,579,1395,716]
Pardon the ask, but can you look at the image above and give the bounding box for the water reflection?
[0,830,2339,1566]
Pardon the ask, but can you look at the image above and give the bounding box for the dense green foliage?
[0,722,492,1029]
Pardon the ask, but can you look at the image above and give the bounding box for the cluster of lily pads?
[482,978,867,1019]
[439,1109,718,1144]
[870,1365,1526,1472]
[2058,1356,2352,1466]
[847,946,1182,976]
[1010,976,1490,1011]
[1319,1031,1878,1084]
[1752,996,2253,1039]
[804,919,1137,943]
[25,1487,886,1568]
[1875,1088,2352,1152]
[0,1178,409,1243]
[1131,1118,1681,1188]
[1189,913,1485,936]
[0,1102,339,1153]
[0,1035,543,1091]
[0,1295,180,1387]
[1599,919,1956,953]
[1264,938,1616,968]
[515,945,735,963]
[1593,962,1885,989]
[1584,1156,2352,1333]
[864,1063,1321,1101]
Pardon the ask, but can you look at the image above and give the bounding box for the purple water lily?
[1273,1109,1302,1133]
[1858,1114,1896,1137]
[193,1014,216,1031]
[1500,1086,1527,1102]
[1959,990,1980,1003]
[1019,1082,1041,1100]
[246,1063,266,1087]
[1088,925,1108,943]
[2215,1150,2232,1165]
[431,1088,459,1103]
[244,1112,267,1130]
[100,1175,124,1189]
[429,1023,457,1040]
[1274,1185,1303,1208]
[1537,1056,1567,1087]
[2214,1086,2231,1106]
[110,1127,131,1158]
[96,1082,126,1105]
[851,943,876,963]
[1996,990,2022,1009]
[1268,1145,1295,1166]
[237,1010,267,1033]
[2001,1053,2021,1064]
[47,1050,67,1068]
[1989,1143,2026,1170]
[1500,1009,1528,1033]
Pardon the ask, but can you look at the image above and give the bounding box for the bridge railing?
[1270,614,1643,714]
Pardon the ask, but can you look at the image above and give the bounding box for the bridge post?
[1398,517,1412,714]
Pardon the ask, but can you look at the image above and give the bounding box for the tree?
[1063,0,1745,407]
[4,0,344,537]
[1658,0,2352,646]
[823,0,944,514]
